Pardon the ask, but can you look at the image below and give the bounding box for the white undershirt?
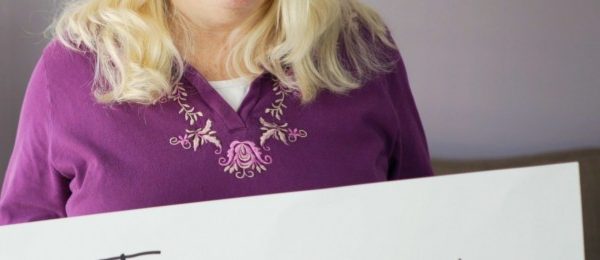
[207,77,252,112]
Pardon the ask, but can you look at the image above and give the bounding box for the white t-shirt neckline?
[207,76,252,112]
[208,76,251,89]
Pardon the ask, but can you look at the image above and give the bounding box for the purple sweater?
[0,38,434,226]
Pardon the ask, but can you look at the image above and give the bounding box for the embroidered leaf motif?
[202,135,221,152]
[260,129,277,147]
[181,119,222,152]
[172,119,221,153]
[192,135,201,151]
[259,117,276,128]
[264,80,300,121]
[259,117,290,147]
[166,82,205,126]
[277,130,288,145]
[200,120,213,134]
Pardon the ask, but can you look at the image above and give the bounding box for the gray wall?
[1,0,599,180]
[364,0,600,159]
[1,1,60,179]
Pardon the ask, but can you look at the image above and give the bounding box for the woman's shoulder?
[37,38,97,98]
[40,37,96,82]
[41,37,92,61]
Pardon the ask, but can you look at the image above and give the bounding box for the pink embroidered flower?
[287,128,307,142]
[218,140,273,179]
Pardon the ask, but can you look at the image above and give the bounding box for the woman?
[0,0,434,225]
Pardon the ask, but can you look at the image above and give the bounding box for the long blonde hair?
[47,0,398,105]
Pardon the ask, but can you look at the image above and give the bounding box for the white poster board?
[0,162,584,260]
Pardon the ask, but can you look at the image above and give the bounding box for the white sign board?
[0,162,584,260]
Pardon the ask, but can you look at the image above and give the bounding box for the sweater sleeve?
[0,42,71,226]
[383,37,435,180]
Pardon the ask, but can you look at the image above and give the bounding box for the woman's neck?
[175,2,265,81]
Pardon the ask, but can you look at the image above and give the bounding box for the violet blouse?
[0,37,434,226]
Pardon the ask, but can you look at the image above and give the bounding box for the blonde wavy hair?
[47,0,398,105]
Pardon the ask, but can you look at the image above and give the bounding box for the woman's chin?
[222,0,258,9]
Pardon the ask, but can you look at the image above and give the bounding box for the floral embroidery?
[259,117,289,148]
[258,117,307,150]
[287,128,308,142]
[165,76,308,179]
[160,83,203,125]
[162,83,222,154]
[258,80,308,149]
[218,141,273,179]
[264,80,300,120]
[169,119,222,154]
[169,135,192,149]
